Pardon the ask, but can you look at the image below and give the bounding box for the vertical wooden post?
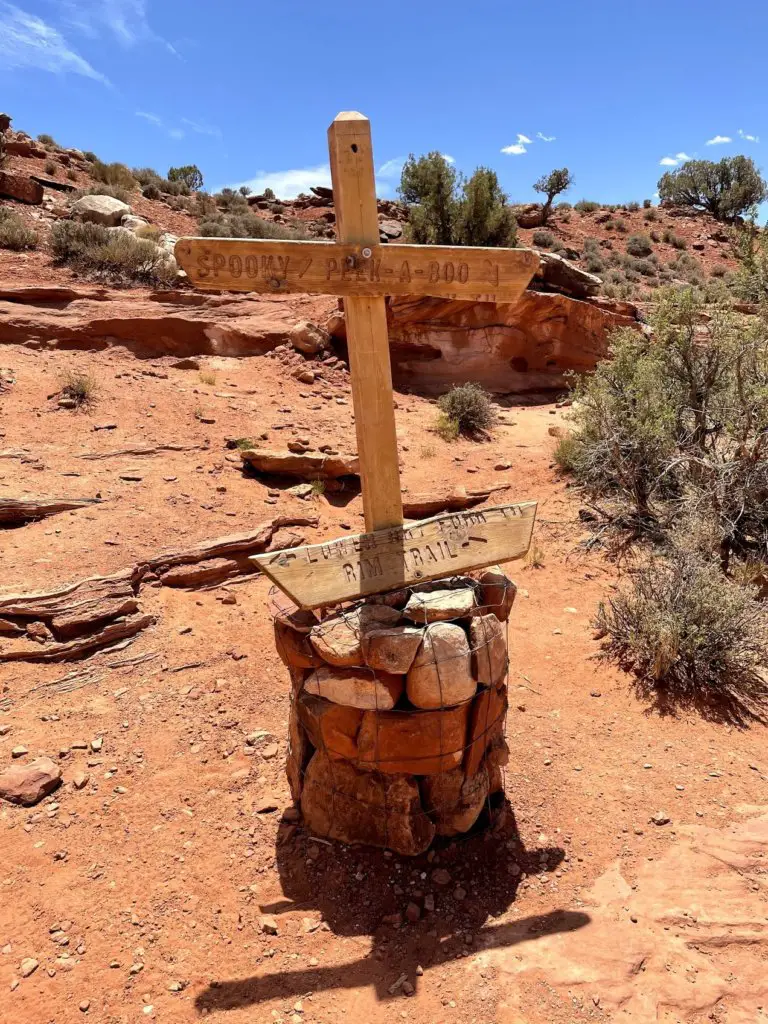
[327,111,404,532]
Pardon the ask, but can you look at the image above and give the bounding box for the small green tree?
[658,156,767,221]
[399,152,458,245]
[263,187,275,200]
[168,164,204,191]
[455,167,517,247]
[534,167,573,223]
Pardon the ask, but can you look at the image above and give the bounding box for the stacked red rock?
[274,566,515,856]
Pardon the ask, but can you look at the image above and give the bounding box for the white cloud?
[181,118,222,139]
[59,0,178,55]
[441,153,455,164]
[706,134,732,145]
[536,132,556,142]
[136,110,163,127]
[659,151,693,167]
[501,133,531,155]
[738,129,759,143]
[135,110,185,140]
[376,157,406,179]
[225,164,332,200]
[0,2,109,82]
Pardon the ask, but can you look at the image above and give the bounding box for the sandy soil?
[2,318,768,1024]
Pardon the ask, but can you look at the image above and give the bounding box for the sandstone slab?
[296,690,362,761]
[309,605,399,667]
[304,666,404,710]
[465,684,508,777]
[356,703,470,775]
[241,448,360,480]
[422,764,490,836]
[470,613,508,687]
[0,756,62,805]
[71,194,132,227]
[406,622,476,709]
[274,608,324,668]
[0,170,43,205]
[478,565,517,620]
[404,588,476,623]
[362,625,423,674]
[301,751,434,855]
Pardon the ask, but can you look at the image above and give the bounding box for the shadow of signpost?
[194,803,590,1013]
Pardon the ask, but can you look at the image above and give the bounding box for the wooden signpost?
[176,112,539,609]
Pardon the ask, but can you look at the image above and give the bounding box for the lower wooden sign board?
[251,501,537,609]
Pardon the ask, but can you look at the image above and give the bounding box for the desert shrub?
[134,223,163,242]
[400,155,516,247]
[533,167,572,223]
[82,150,98,163]
[643,208,659,223]
[557,201,572,211]
[596,549,768,718]
[532,228,555,248]
[59,369,96,408]
[632,258,656,277]
[198,211,305,240]
[626,201,640,212]
[79,184,131,204]
[262,187,275,200]
[132,167,163,187]
[585,254,605,273]
[399,152,457,244]
[37,133,58,148]
[710,263,727,278]
[574,200,600,213]
[50,220,177,287]
[650,229,661,243]
[91,161,136,191]
[435,413,459,442]
[662,228,687,249]
[238,185,252,197]
[455,167,517,247]
[66,168,77,181]
[615,220,628,234]
[658,156,767,221]
[0,209,38,250]
[44,158,56,176]
[643,199,652,209]
[437,383,496,437]
[142,183,161,200]
[626,233,653,257]
[168,164,203,191]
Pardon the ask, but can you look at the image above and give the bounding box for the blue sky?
[0,0,766,204]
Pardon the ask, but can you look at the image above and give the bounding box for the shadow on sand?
[195,800,589,1011]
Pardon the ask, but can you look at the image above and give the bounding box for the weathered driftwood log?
[402,484,510,519]
[240,448,360,480]
[0,496,101,526]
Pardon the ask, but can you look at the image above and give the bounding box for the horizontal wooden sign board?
[251,501,537,609]
[175,238,539,303]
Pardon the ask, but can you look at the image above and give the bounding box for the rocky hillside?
[0,115,740,305]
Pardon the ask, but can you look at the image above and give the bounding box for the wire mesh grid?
[272,572,515,853]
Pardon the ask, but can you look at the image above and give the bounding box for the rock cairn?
[274,567,515,856]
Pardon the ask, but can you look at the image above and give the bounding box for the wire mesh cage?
[271,568,516,856]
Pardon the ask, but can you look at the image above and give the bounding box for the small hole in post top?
[350,144,358,153]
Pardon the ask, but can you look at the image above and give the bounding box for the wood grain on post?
[327,111,403,532]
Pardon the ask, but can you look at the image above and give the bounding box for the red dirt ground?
[2,304,768,1023]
